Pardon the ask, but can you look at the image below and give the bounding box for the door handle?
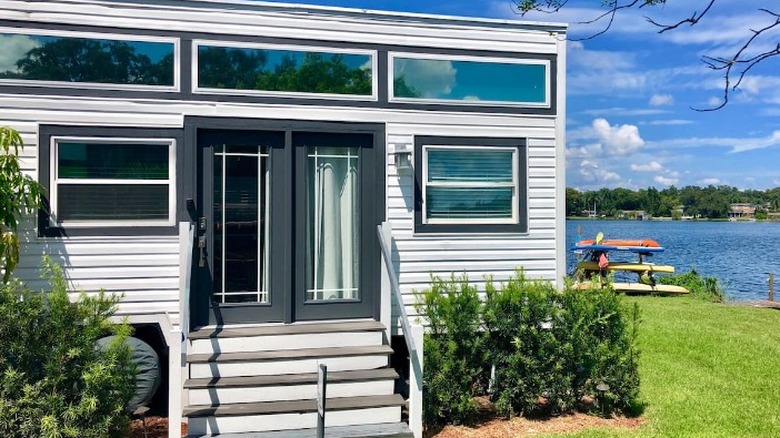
[198,236,206,267]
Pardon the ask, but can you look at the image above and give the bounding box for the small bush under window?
[415,271,640,427]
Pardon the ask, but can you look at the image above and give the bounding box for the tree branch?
[693,8,780,111]
[645,0,715,33]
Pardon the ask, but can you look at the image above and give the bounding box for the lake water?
[566,220,780,301]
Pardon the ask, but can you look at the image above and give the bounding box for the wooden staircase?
[183,320,412,437]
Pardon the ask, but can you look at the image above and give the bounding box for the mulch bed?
[426,397,643,438]
[130,417,186,438]
[428,413,643,438]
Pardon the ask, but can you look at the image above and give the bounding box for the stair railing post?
[409,325,424,438]
[317,364,328,438]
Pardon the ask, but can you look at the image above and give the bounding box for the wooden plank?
[187,345,393,364]
[577,261,676,274]
[184,368,398,389]
[189,320,385,339]
[192,422,413,438]
[183,394,404,417]
[575,282,689,295]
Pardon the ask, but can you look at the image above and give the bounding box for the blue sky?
[263,0,780,191]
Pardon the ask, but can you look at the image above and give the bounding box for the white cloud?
[577,159,621,183]
[567,41,636,71]
[649,94,674,106]
[697,178,721,185]
[707,96,722,107]
[592,118,645,156]
[394,58,456,99]
[0,34,40,72]
[642,119,694,126]
[630,161,663,172]
[649,130,780,153]
[655,175,679,186]
[582,107,667,117]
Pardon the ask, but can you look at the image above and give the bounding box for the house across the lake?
[0,0,567,436]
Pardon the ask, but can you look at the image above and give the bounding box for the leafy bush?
[415,272,641,426]
[659,269,725,303]
[0,126,43,282]
[414,274,485,426]
[556,281,641,415]
[483,271,565,416]
[0,257,137,438]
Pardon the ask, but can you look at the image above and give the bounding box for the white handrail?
[376,222,417,356]
[376,222,423,438]
[179,222,196,339]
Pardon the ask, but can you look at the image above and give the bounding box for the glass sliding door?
[191,123,381,326]
[196,129,285,326]
[305,146,360,302]
[294,131,377,321]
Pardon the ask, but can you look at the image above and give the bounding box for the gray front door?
[190,121,383,327]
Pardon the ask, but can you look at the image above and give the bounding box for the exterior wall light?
[393,143,413,172]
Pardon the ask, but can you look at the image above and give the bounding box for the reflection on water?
[567,220,780,301]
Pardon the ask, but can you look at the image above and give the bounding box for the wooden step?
[187,405,402,436]
[188,345,392,378]
[186,368,398,404]
[189,330,383,354]
[187,421,414,437]
[185,368,399,389]
[187,345,393,364]
[189,321,385,340]
[184,394,405,417]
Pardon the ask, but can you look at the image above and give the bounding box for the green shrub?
[556,281,641,415]
[483,270,565,416]
[415,272,641,426]
[659,269,725,302]
[0,257,137,438]
[414,274,485,426]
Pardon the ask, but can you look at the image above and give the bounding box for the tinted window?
[57,184,169,221]
[0,32,174,86]
[58,142,169,179]
[393,57,546,104]
[198,45,372,95]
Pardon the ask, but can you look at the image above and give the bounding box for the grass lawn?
[544,296,780,438]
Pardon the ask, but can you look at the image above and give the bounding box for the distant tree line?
[567,186,780,220]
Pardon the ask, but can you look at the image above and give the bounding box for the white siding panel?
[1,0,562,53]
[16,233,181,322]
[385,118,562,332]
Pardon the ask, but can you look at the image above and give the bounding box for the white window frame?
[422,145,520,225]
[0,27,180,92]
[192,39,378,101]
[50,136,177,227]
[389,52,550,108]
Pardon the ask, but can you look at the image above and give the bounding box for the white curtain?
[309,146,359,300]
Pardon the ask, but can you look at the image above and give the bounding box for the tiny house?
[0,0,567,436]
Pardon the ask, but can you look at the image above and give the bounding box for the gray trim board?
[186,421,413,438]
[188,320,384,340]
[183,393,405,417]
[186,345,393,364]
[183,368,398,389]
[37,125,184,237]
[413,135,529,234]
